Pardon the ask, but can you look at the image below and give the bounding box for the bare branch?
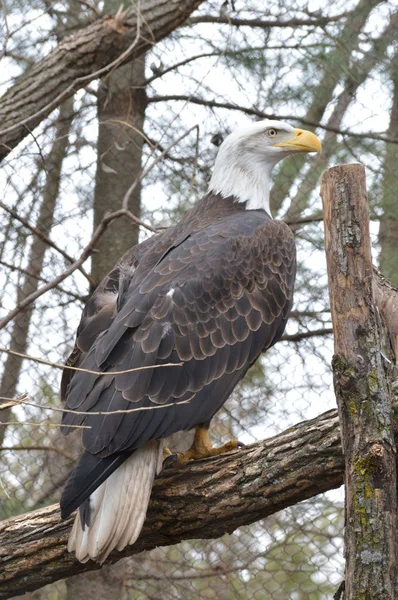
[0,347,183,378]
[0,421,90,429]
[1,393,191,417]
[0,259,86,302]
[281,328,333,343]
[284,214,324,226]
[122,125,200,209]
[270,0,389,214]
[0,409,344,597]
[0,209,155,330]
[185,12,350,30]
[284,9,398,226]
[147,95,398,144]
[0,200,94,287]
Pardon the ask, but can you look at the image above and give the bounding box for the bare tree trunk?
[378,50,398,286]
[91,56,146,285]
[66,563,129,600]
[321,164,397,599]
[0,97,74,447]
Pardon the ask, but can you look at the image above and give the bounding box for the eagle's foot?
[174,426,242,465]
[163,447,173,460]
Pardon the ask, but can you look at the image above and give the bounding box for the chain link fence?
[1,0,397,597]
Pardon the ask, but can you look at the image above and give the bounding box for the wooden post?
[321,164,397,599]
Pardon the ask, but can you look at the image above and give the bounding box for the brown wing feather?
[62,211,295,459]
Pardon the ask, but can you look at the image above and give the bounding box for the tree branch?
[269,0,387,215]
[281,327,333,343]
[0,409,344,598]
[0,259,86,302]
[0,209,155,331]
[0,200,94,287]
[0,0,205,162]
[185,12,350,29]
[147,94,398,144]
[284,9,398,227]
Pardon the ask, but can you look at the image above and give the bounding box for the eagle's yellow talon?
[162,447,173,460]
[174,427,240,465]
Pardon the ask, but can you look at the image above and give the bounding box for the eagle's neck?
[208,145,280,216]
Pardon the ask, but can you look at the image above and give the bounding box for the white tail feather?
[68,440,164,563]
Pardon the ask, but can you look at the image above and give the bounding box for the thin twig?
[0,347,182,376]
[281,328,333,342]
[285,214,324,226]
[0,394,28,402]
[0,421,90,429]
[0,259,86,302]
[144,44,327,86]
[122,125,201,209]
[0,200,94,287]
[0,208,154,330]
[2,394,192,417]
[148,95,398,144]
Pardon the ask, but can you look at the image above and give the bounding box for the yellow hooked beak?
[274,128,322,153]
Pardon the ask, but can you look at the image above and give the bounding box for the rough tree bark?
[321,164,397,599]
[91,55,146,285]
[0,409,344,598]
[0,0,204,162]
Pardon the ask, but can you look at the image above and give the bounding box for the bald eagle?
[60,120,321,563]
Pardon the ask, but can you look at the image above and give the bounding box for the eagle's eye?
[266,128,278,138]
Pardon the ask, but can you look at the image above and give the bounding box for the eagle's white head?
[208,119,322,215]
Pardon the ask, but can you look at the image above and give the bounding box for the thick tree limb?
[0,0,204,162]
[321,164,397,599]
[0,409,343,598]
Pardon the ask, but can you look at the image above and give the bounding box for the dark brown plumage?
[61,194,295,513]
[60,119,321,563]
